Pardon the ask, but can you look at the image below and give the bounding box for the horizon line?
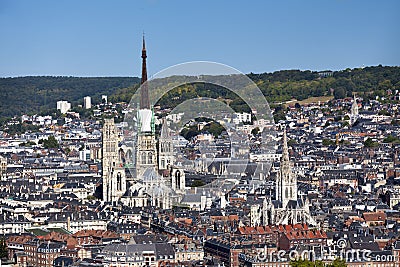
[0,64,398,79]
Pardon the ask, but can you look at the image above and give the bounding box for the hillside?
[111,66,400,112]
[0,76,140,117]
[0,65,399,119]
[250,65,400,102]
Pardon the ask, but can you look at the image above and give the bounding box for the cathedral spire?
[140,34,150,109]
[282,128,289,162]
[160,118,171,138]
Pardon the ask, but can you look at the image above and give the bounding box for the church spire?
[282,128,289,162]
[140,34,150,109]
[350,93,359,125]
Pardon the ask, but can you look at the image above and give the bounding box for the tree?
[42,136,59,149]
[364,137,378,148]
[334,87,346,99]
[383,135,400,143]
[290,259,324,267]
[288,139,297,146]
[392,119,400,126]
[251,127,260,136]
[290,259,346,267]
[87,195,97,200]
[341,121,350,127]
[327,259,346,267]
[322,139,335,146]
[378,79,393,91]
[203,122,225,138]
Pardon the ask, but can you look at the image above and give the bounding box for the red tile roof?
[284,229,327,241]
[363,211,387,222]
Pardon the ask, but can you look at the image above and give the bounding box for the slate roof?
[102,243,175,259]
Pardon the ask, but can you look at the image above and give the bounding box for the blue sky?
[0,0,399,77]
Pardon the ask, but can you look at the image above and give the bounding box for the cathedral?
[262,129,316,225]
[102,37,316,218]
[102,37,186,208]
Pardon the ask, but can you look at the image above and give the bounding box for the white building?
[56,101,71,114]
[47,218,108,232]
[79,148,91,161]
[102,95,108,104]
[166,113,184,123]
[101,243,175,267]
[0,218,32,235]
[233,112,252,124]
[83,96,92,109]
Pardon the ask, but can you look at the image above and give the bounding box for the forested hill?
[109,65,400,111]
[0,65,399,118]
[0,76,140,117]
[248,65,400,102]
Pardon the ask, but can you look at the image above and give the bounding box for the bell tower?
[102,118,127,203]
[158,118,174,172]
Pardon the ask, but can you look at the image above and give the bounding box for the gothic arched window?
[117,172,122,191]
[166,142,170,152]
[141,153,146,164]
[161,159,165,169]
[148,152,153,164]
[175,170,181,189]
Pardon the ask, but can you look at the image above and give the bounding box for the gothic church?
[102,37,186,207]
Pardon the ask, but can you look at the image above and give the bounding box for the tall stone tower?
[275,129,297,208]
[102,118,127,203]
[136,36,157,179]
[158,118,174,172]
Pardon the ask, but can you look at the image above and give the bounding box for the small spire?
[160,117,170,138]
[142,32,146,51]
[282,128,289,162]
